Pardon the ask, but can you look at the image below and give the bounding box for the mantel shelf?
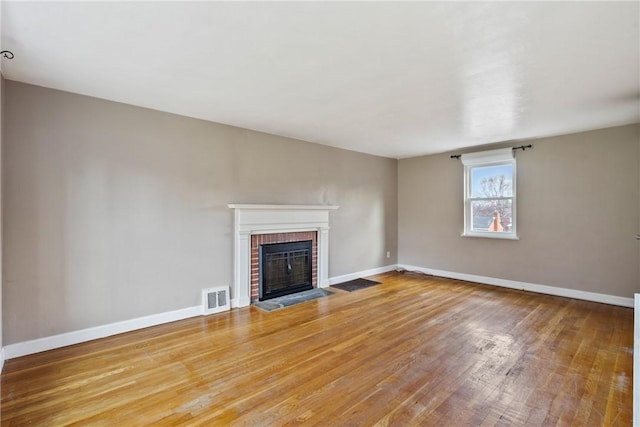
[228,204,339,210]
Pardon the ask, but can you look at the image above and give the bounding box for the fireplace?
[228,204,339,308]
[260,240,313,300]
[250,231,317,302]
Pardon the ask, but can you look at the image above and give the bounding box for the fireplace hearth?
[260,240,313,300]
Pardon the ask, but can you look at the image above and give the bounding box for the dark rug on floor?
[252,288,334,312]
[331,278,381,292]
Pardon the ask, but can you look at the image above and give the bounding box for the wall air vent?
[202,286,230,315]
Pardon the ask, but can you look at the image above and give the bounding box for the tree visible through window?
[462,148,517,239]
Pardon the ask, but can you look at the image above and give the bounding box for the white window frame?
[461,148,518,240]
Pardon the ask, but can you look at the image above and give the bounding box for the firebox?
[259,240,313,301]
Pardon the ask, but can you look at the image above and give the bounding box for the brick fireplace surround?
[228,204,339,308]
[250,231,317,302]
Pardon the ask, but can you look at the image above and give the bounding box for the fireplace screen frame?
[259,240,313,301]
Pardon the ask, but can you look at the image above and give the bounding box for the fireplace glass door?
[259,240,313,300]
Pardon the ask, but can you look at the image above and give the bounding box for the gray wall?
[0,76,4,356]
[399,124,640,298]
[3,79,638,347]
[2,81,398,344]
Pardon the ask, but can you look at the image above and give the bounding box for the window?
[461,148,517,239]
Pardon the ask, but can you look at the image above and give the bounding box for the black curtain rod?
[450,144,532,159]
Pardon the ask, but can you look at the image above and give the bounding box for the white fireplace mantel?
[228,204,339,308]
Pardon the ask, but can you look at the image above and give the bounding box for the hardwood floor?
[1,272,633,426]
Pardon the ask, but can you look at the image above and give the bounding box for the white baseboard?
[329,264,399,285]
[634,294,639,426]
[398,264,634,308]
[2,264,401,361]
[6,263,628,361]
[3,305,202,360]
[1,347,5,373]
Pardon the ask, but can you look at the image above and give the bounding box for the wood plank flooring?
[1,272,633,426]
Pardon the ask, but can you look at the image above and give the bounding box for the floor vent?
[202,286,230,315]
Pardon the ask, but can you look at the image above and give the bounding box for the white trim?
[329,264,398,285]
[0,263,395,360]
[461,147,514,166]
[228,204,339,307]
[461,232,520,240]
[398,264,634,308]
[228,204,339,211]
[634,294,640,427]
[3,305,201,360]
[5,266,630,360]
[463,151,517,240]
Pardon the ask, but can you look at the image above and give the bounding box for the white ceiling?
[1,1,638,159]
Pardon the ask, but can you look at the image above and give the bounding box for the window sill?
[461,232,520,240]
